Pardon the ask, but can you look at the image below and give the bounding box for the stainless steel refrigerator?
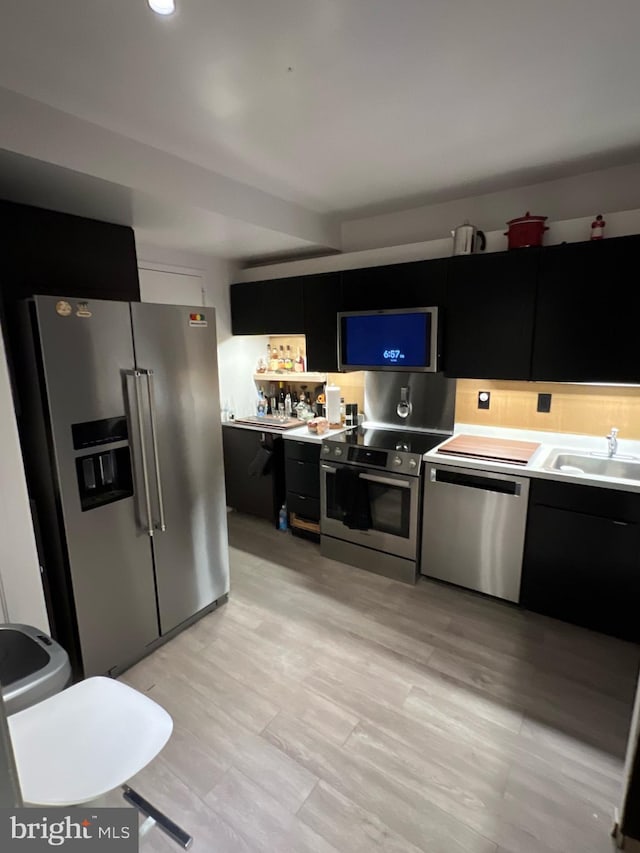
[18,295,230,679]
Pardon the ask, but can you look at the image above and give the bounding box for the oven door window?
[325,469,412,539]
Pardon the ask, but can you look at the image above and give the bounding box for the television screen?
[341,311,433,369]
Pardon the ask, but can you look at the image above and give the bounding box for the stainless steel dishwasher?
[421,463,530,602]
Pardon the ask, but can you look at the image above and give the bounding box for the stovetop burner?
[321,424,452,475]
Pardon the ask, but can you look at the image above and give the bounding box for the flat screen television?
[337,307,440,372]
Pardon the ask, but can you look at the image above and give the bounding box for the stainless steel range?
[320,425,451,584]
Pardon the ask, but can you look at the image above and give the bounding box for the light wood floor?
[120,511,640,853]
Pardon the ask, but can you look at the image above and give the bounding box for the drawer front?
[284,439,321,464]
[285,458,320,498]
[287,492,320,522]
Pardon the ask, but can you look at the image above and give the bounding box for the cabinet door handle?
[359,473,411,489]
[537,503,633,526]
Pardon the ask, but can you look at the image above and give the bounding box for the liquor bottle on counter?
[284,392,292,418]
[296,393,308,419]
[285,345,293,372]
[295,346,306,373]
[278,345,286,372]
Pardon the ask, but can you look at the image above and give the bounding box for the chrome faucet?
[606,427,619,458]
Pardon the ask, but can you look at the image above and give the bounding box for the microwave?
[337,307,440,372]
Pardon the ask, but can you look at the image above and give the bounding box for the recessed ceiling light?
[148,0,175,15]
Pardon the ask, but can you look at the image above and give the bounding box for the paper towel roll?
[325,384,341,426]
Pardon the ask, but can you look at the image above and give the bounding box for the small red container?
[504,212,549,249]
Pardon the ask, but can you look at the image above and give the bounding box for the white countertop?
[221,419,354,444]
[424,423,640,493]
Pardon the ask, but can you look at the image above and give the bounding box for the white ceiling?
[1,0,640,260]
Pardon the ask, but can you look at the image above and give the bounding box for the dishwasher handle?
[429,466,524,496]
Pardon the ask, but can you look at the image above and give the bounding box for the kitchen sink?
[544,451,640,481]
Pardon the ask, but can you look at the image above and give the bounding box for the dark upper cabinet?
[520,477,640,643]
[230,234,640,383]
[0,199,140,305]
[230,279,304,335]
[0,199,140,407]
[229,273,339,370]
[443,248,539,380]
[341,258,448,311]
[302,272,342,372]
[532,235,640,383]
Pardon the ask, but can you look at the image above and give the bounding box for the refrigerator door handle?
[133,370,155,538]
[144,369,167,533]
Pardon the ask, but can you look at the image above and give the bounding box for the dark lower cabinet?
[284,439,320,540]
[222,426,285,526]
[520,478,640,643]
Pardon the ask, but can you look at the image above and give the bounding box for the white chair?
[8,675,192,848]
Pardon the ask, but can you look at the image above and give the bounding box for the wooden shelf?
[254,372,327,383]
[290,513,321,535]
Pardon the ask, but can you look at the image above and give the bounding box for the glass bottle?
[296,393,307,420]
[278,345,285,372]
[284,392,292,418]
[269,345,279,372]
[285,345,293,372]
[278,382,286,419]
[295,346,305,373]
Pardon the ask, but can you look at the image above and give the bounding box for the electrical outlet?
[478,391,490,410]
[537,393,552,413]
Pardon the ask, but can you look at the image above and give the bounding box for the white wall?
[235,208,640,283]
[0,327,49,631]
[136,243,265,419]
[0,87,341,252]
[340,160,640,252]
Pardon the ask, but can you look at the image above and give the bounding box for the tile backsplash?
[455,379,640,439]
[328,372,365,413]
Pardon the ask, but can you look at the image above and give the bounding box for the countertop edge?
[221,420,353,443]
[424,424,640,493]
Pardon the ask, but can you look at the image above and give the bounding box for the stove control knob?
[321,445,331,455]
[392,456,403,466]
[334,447,343,457]
[408,458,418,469]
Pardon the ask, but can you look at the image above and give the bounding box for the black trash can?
[0,624,71,715]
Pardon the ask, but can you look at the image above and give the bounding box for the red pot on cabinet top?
[504,212,549,249]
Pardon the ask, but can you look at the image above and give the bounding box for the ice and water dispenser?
[72,416,133,511]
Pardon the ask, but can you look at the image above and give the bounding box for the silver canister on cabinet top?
[451,221,486,255]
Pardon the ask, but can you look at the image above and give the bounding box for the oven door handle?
[321,465,337,473]
[358,473,412,489]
